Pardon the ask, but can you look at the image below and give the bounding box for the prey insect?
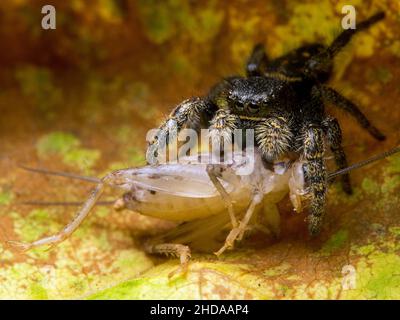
[8,145,400,270]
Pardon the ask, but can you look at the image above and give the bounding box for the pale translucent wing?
[125,163,235,198]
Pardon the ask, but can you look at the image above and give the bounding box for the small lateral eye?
[247,103,259,114]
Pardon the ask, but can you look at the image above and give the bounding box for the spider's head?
[210,76,291,119]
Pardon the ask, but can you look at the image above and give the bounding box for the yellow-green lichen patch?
[321,229,349,255]
[272,1,338,57]
[37,132,80,157]
[342,252,400,299]
[263,262,292,277]
[386,153,400,175]
[361,177,380,195]
[13,209,62,243]
[381,175,400,194]
[36,132,100,173]
[88,261,273,300]
[0,189,13,205]
[62,148,100,172]
[1,217,154,299]
[137,0,224,45]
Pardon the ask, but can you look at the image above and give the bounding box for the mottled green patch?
[389,227,400,237]
[137,0,223,44]
[94,206,110,219]
[321,229,349,255]
[344,252,400,299]
[361,177,380,195]
[381,175,400,194]
[0,189,13,205]
[37,132,80,157]
[273,0,337,57]
[386,154,400,175]
[374,67,393,84]
[36,132,100,172]
[97,0,123,23]
[182,2,224,43]
[88,261,272,300]
[29,283,49,300]
[352,244,376,256]
[13,209,61,243]
[263,262,291,277]
[62,148,100,172]
[328,185,362,206]
[127,147,146,166]
[137,0,176,44]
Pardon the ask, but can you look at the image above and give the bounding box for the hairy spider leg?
[302,125,327,235]
[319,85,385,141]
[322,116,352,194]
[146,97,215,164]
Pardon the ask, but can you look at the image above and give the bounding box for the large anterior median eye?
[247,102,259,114]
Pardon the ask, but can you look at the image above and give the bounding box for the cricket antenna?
[18,200,114,206]
[328,145,400,180]
[18,164,101,183]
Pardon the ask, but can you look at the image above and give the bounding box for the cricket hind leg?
[144,242,191,277]
[214,192,263,256]
[206,164,238,228]
[8,183,105,251]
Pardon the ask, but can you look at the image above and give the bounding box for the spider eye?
[247,103,259,114]
[235,101,244,111]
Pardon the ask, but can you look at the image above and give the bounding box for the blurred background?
[0,0,399,299]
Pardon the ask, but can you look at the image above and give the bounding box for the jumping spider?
[147,12,386,235]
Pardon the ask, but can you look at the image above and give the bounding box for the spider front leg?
[146,97,213,164]
[302,124,327,235]
[246,43,269,76]
[318,85,385,141]
[255,114,294,163]
[209,108,239,152]
[322,116,352,194]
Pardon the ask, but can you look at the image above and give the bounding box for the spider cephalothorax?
[147,12,386,235]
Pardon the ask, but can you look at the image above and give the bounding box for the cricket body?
[10,149,307,264]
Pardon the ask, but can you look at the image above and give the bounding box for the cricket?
[8,145,400,271]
